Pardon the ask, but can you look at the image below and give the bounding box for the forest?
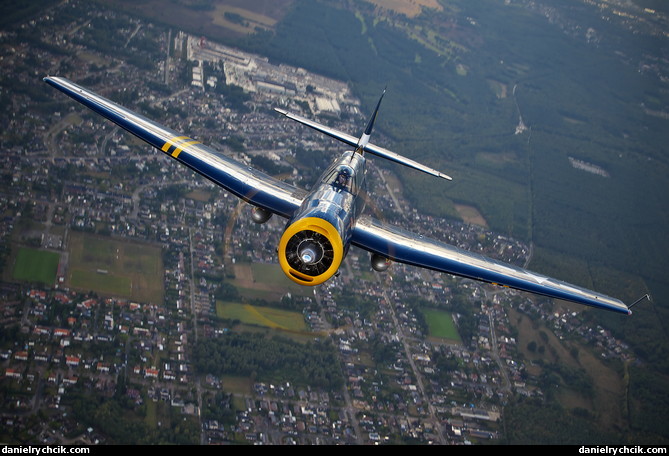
[192,332,344,390]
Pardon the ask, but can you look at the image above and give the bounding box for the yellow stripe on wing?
[171,140,200,158]
[161,136,200,158]
[161,136,187,152]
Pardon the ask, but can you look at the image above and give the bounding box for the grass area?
[145,400,157,428]
[67,232,163,304]
[250,262,310,294]
[210,3,277,35]
[70,269,131,296]
[233,262,313,301]
[454,203,488,228]
[216,301,307,332]
[231,394,247,414]
[509,307,625,430]
[12,247,60,285]
[421,308,461,342]
[222,375,253,395]
[367,0,443,18]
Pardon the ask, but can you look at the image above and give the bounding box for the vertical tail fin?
[356,88,386,153]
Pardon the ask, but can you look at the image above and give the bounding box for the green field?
[12,247,60,285]
[70,269,132,296]
[216,301,307,332]
[233,262,313,301]
[67,232,163,304]
[144,400,157,428]
[421,308,461,342]
[222,375,253,395]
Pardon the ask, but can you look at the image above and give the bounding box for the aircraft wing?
[44,76,306,218]
[351,215,632,315]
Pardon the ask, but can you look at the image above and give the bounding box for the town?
[0,1,637,445]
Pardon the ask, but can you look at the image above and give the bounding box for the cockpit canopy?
[325,164,357,193]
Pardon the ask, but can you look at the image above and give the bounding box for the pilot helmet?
[337,168,351,183]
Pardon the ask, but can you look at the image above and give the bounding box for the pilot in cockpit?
[329,165,355,192]
[336,170,350,187]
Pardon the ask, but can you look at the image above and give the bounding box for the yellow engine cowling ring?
[278,217,344,286]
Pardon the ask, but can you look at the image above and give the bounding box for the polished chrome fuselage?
[288,150,366,252]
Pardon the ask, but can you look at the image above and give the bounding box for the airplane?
[44,76,646,315]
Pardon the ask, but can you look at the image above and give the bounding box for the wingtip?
[43,75,63,86]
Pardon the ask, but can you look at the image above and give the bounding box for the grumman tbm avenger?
[44,76,647,315]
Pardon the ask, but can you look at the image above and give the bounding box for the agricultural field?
[509,308,626,432]
[67,232,163,305]
[104,0,293,42]
[454,203,488,228]
[233,262,313,301]
[210,3,278,35]
[366,0,443,18]
[421,307,461,343]
[216,301,307,333]
[12,247,60,285]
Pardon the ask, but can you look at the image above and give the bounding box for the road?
[372,162,447,443]
[482,288,512,394]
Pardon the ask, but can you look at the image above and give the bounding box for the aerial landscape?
[1,0,668,445]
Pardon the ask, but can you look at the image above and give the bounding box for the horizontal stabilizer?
[274,108,452,181]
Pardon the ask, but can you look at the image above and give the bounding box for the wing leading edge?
[44,76,305,218]
[352,215,631,315]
